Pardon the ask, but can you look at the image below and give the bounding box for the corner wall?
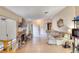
[52,6,75,30]
[75,6,79,16]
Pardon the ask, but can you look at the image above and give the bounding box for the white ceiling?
[5,6,66,20]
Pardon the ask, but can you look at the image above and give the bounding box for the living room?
[0,6,79,53]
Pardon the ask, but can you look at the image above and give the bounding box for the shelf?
[72,20,79,21]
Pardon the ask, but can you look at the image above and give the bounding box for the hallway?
[16,37,72,53]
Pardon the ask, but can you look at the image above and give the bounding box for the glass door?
[0,19,7,40]
[6,19,16,40]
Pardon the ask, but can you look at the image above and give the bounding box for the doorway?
[32,23,47,44]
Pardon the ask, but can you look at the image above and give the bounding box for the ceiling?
[5,6,66,20]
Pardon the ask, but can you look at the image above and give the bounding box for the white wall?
[52,7,75,30]
[32,7,75,38]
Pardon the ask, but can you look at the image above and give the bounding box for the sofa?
[48,31,70,45]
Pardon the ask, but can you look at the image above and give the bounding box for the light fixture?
[44,11,48,14]
[42,11,48,15]
[0,16,6,21]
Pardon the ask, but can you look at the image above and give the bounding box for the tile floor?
[16,37,72,53]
